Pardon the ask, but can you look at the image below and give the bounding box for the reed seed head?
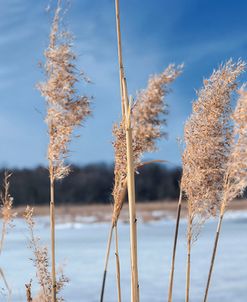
[112,64,182,223]
[132,64,183,165]
[38,0,91,180]
[225,85,247,204]
[182,59,246,236]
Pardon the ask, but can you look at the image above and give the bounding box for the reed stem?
[124,88,139,302]
[115,1,139,300]
[50,177,56,302]
[114,223,122,302]
[186,216,192,302]
[100,224,114,302]
[167,188,182,302]
[203,212,224,302]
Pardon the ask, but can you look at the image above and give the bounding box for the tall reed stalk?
[38,1,91,301]
[100,3,182,299]
[124,91,140,302]
[203,85,247,301]
[115,1,139,299]
[181,59,245,302]
[50,176,56,302]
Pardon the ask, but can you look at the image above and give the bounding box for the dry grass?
[100,2,182,300]
[204,83,247,302]
[37,1,91,300]
[182,59,245,232]
[224,86,247,205]
[182,59,245,302]
[112,64,182,226]
[38,0,91,181]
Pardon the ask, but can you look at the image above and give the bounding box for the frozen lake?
[0,211,247,301]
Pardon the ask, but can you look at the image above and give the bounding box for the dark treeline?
[0,164,182,206]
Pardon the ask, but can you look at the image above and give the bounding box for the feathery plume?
[37,1,90,300]
[203,84,247,302]
[132,64,183,164]
[38,0,91,180]
[182,59,245,235]
[112,64,183,224]
[224,86,247,204]
[182,59,245,302]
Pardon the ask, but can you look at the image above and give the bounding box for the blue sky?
[0,0,247,168]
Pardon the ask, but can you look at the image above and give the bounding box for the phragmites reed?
[182,59,245,302]
[203,84,247,302]
[38,1,91,301]
[224,86,247,204]
[182,59,245,228]
[38,0,91,181]
[24,206,68,302]
[112,64,183,225]
[100,65,182,302]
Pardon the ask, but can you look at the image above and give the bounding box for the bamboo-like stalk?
[50,176,56,302]
[167,188,182,302]
[124,88,140,302]
[114,223,122,302]
[203,205,225,302]
[100,224,114,302]
[98,2,126,298]
[185,215,192,302]
[115,1,139,301]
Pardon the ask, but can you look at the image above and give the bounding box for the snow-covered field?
[1,211,247,301]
